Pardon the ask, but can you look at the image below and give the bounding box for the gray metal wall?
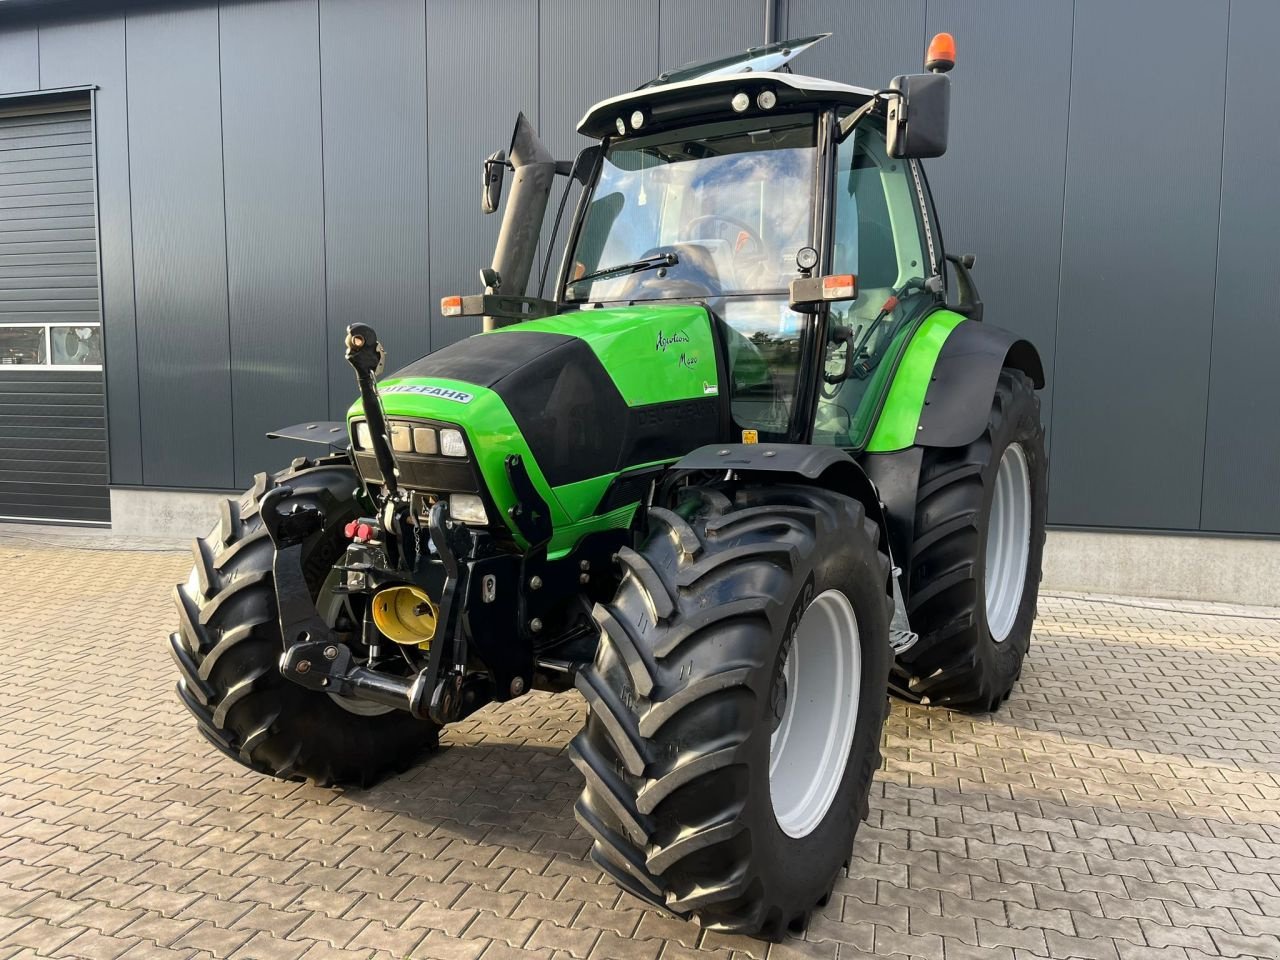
[0,0,1274,538]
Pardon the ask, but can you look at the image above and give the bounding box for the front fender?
[671,443,895,581]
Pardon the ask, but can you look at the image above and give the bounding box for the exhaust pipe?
[485,113,556,330]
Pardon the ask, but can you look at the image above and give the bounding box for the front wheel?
[571,484,891,939]
[168,456,439,787]
[895,368,1048,710]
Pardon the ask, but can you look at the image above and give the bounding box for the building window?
[0,323,103,370]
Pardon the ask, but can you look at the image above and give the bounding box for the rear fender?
[915,321,1044,448]
[868,315,1045,452]
[670,443,894,589]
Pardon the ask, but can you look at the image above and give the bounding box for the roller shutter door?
[0,96,108,524]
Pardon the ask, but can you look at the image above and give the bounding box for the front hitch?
[261,486,476,723]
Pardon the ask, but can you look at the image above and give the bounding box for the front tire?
[168,456,438,787]
[894,368,1048,711]
[572,484,891,939]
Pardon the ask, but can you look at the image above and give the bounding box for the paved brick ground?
[1,535,1278,960]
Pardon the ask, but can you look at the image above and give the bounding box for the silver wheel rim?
[985,442,1031,643]
[768,589,861,839]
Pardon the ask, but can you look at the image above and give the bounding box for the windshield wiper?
[569,252,679,292]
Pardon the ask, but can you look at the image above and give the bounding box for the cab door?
[813,123,937,449]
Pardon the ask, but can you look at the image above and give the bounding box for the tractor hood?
[347,304,725,547]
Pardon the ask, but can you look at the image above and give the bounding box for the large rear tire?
[572,484,891,939]
[168,456,438,787]
[894,368,1047,711]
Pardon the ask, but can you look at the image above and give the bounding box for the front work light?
[412,426,437,454]
[615,117,627,135]
[389,423,412,452]
[757,89,777,110]
[354,421,372,450]
[439,428,467,457]
[449,493,488,525]
[731,91,750,112]
[630,110,645,130]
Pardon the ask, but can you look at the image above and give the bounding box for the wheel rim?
[985,442,1031,643]
[768,589,862,839]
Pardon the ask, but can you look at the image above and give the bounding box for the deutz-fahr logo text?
[381,384,474,403]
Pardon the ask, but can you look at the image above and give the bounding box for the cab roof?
[577,71,875,139]
[577,33,874,140]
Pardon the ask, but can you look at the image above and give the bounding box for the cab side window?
[830,125,927,313]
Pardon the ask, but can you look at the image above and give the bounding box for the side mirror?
[885,73,950,159]
[481,149,506,214]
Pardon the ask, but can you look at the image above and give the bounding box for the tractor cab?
[536,34,961,450]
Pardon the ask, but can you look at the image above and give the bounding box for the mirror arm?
[837,89,899,142]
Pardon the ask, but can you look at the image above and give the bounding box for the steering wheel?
[685,214,770,263]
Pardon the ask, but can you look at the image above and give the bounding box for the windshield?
[565,114,818,303]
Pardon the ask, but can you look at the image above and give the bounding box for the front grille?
[350,417,481,495]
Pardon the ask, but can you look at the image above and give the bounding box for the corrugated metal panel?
[923,0,1072,447]
[0,112,107,523]
[0,27,38,93]
[658,0,762,72]
[1200,0,1280,535]
[1050,0,1228,530]
[539,0,660,165]
[425,0,537,347]
[220,0,327,485]
[538,1,659,300]
[784,0,924,91]
[319,0,431,419]
[37,16,141,486]
[125,5,233,488]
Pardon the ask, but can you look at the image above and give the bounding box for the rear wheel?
[168,456,438,787]
[572,484,891,939]
[894,368,1047,710]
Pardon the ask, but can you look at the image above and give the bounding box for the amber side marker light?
[925,32,956,73]
[822,275,856,300]
[441,295,463,317]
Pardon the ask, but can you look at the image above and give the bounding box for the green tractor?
[169,33,1046,938]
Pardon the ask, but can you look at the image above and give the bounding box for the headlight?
[354,421,371,449]
[389,423,412,452]
[449,493,488,525]
[439,428,466,457]
[412,426,437,454]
